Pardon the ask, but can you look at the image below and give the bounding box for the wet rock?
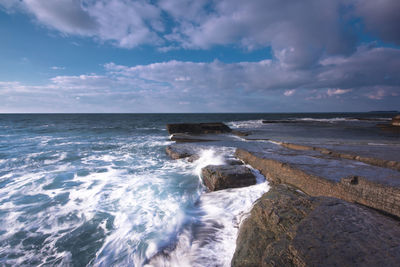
[231,130,250,136]
[232,185,400,267]
[170,133,219,143]
[392,115,400,126]
[165,145,196,160]
[166,122,232,135]
[201,165,256,191]
[235,148,400,218]
[225,159,243,165]
[279,141,400,171]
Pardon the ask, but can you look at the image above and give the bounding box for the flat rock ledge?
[278,141,400,171]
[201,165,256,191]
[166,122,248,138]
[232,185,400,267]
[170,133,219,143]
[167,122,232,135]
[235,148,400,218]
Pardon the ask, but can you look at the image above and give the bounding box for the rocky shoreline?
[165,120,400,266]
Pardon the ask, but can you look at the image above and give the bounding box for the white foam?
[192,149,226,177]
[227,120,264,129]
[295,117,358,123]
[1,130,269,266]
[148,168,270,267]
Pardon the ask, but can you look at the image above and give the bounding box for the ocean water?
[0,113,398,266]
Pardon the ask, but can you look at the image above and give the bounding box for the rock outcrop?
[170,133,219,143]
[235,148,400,218]
[165,145,196,160]
[232,185,400,267]
[166,122,232,135]
[392,115,400,126]
[201,165,256,191]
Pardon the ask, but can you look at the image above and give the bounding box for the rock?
[279,141,400,171]
[165,145,196,159]
[201,165,256,191]
[170,133,219,143]
[231,130,250,136]
[187,154,200,162]
[166,122,232,135]
[392,115,400,126]
[232,185,400,267]
[235,148,400,218]
[225,159,243,165]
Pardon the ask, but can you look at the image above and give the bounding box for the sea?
[0,113,399,266]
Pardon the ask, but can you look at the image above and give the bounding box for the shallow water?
[0,113,398,266]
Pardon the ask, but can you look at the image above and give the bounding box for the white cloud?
[1,46,399,112]
[284,89,296,96]
[326,89,351,96]
[1,0,399,57]
[51,66,66,70]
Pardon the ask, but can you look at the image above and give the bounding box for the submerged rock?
[166,122,232,135]
[232,185,400,267]
[201,165,256,191]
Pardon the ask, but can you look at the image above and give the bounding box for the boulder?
[165,145,196,160]
[201,165,256,191]
[392,115,400,126]
[166,122,232,135]
[232,185,400,267]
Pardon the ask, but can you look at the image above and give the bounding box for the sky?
[0,0,400,113]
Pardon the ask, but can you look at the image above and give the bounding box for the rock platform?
[164,121,400,266]
[232,185,400,267]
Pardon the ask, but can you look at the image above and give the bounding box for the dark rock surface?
[225,159,243,165]
[166,122,232,135]
[235,148,400,218]
[201,165,256,191]
[165,145,196,159]
[231,130,250,136]
[170,133,220,143]
[393,115,400,126]
[232,185,400,267]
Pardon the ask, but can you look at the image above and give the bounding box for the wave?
[147,157,269,267]
[227,120,264,129]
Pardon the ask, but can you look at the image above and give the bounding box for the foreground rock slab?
[235,148,400,217]
[201,165,256,191]
[232,185,400,267]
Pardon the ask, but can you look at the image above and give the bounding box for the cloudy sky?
[1,0,399,112]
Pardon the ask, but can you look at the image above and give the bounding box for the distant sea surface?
[0,113,398,266]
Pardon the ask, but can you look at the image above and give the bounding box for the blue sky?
[1,0,399,113]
